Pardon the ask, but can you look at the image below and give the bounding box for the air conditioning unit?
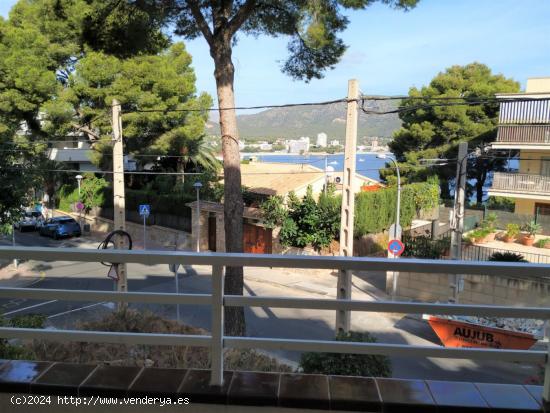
[335,176,342,184]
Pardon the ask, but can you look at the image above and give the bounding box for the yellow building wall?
[515,198,536,215]
[518,150,550,174]
[511,150,550,214]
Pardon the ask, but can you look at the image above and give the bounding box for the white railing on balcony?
[492,172,550,195]
[497,125,550,144]
[499,99,550,124]
[0,246,549,402]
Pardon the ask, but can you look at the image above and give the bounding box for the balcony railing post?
[210,264,224,386]
[543,340,550,411]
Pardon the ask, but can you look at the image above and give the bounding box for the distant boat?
[358,158,365,162]
[329,161,338,165]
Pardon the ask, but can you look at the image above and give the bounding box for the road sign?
[388,239,405,257]
[139,204,151,217]
[76,201,84,211]
[107,264,119,281]
[389,223,402,240]
[169,263,180,274]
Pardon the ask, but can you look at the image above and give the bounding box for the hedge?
[99,188,196,216]
[354,181,439,237]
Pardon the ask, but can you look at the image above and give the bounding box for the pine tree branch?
[186,0,214,46]
[227,0,256,35]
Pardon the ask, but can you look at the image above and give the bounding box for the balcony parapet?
[491,172,550,196]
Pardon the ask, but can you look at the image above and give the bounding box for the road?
[0,231,540,384]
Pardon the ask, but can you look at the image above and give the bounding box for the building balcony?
[490,172,550,200]
[492,125,550,150]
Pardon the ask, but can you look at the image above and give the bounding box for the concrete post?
[336,79,359,334]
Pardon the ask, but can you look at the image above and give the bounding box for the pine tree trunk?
[212,41,246,337]
[177,158,185,184]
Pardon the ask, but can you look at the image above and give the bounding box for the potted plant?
[521,221,542,246]
[480,213,498,242]
[503,223,520,243]
[534,238,550,249]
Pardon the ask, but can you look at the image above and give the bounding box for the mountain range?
[206,100,401,140]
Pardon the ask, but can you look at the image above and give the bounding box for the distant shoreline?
[240,151,387,156]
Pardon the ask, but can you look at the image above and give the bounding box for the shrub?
[0,314,46,360]
[523,221,542,237]
[355,181,439,236]
[299,331,392,377]
[24,309,291,372]
[488,252,528,262]
[481,212,498,232]
[402,234,450,259]
[534,238,550,248]
[486,196,515,212]
[278,185,341,250]
[260,195,287,228]
[505,223,520,238]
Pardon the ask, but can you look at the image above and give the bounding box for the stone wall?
[58,211,191,250]
[391,271,550,306]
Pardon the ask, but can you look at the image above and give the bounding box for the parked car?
[14,211,43,232]
[38,217,81,239]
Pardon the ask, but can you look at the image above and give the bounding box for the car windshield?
[58,218,76,224]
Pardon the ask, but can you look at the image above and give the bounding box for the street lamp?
[75,175,83,198]
[6,211,17,269]
[377,154,401,240]
[377,153,401,301]
[75,174,84,230]
[193,181,203,252]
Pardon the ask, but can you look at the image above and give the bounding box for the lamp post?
[193,181,203,252]
[75,175,83,197]
[6,211,17,269]
[75,174,83,229]
[377,153,401,301]
[377,154,401,240]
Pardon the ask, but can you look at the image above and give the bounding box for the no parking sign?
[388,239,405,257]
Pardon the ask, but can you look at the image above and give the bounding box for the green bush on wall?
[299,331,392,377]
[355,181,439,236]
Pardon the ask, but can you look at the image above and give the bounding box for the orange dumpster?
[426,315,537,350]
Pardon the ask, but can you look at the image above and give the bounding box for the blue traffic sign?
[139,204,151,216]
[388,239,405,256]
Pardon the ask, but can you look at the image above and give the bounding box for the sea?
[241,153,519,201]
[242,153,389,181]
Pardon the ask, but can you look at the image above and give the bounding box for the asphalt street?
[0,230,541,384]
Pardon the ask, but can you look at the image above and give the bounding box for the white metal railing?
[497,125,550,144]
[0,246,549,400]
[492,172,550,195]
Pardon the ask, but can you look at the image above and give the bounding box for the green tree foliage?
[260,195,287,228]
[355,181,439,236]
[386,63,520,202]
[61,44,215,175]
[299,331,392,377]
[58,174,109,212]
[275,186,341,250]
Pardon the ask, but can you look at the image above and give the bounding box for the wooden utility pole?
[336,79,359,334]
[112,99,128,294]
[449,141,468,303]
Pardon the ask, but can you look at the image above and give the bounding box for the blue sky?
[2,0,549,108]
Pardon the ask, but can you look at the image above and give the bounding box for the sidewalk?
[0,261,41,287]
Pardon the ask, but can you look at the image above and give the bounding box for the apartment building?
[489,77,550,217]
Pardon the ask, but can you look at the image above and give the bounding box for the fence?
[441,206,550,235]
[96,207,192,232]
[0,246,549,396]
[462,244,550,264]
